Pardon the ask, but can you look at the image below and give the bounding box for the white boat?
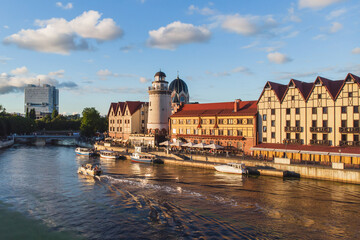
[77,163,102,177]
[130,152,157,163]
[214,163,248,175]
[75,147,94,156]
[100,150,124,160]
[0,137,14,149]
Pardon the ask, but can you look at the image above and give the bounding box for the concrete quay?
[94,143,360,184]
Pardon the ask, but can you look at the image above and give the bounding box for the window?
[271,132,275,138]
[312,107,317,114]
[186,129,191,134]
[296,120,300,127]
[218,130,224,135]
[263,114,267,121]
[295,108,300,114]
[341,106,347,113]
[209,119,214,124]
[263,126,267,132]
[341,134,347,141]
[228,119,233,124]
[348,92,353,97]
[227,130,233,136]
[323,134,328,140]
[354,135,359,142]
[354,106,359,113]
[268,97,271,102]
[263,137,267,143]
[323,107,328,114]
[194,119,198,124]
[237,130,243,136]
[291,96,295,100]
[286,133,290,139]
[271,120,275,127]
[218,119,223,124]
[117,127,119,131]
[271,109,275,115]
[318,94,322,99]
[312,134,317,140]
[210,129,215,135]
[296,133,300,140]
[286,120,290,127]
[141,111,144,115]
[120,127,122,132]
[142,120,144,123]
[312,120,317,127]
[354,120,359,128]
[341,120,347,128]
[286,108,290,115]
[186,119,191,124]
[323,120,328,128]
[248,119,253,124]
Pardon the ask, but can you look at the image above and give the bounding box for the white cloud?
[147,21,211,50]
[352,47,360,54]
[0,56,12,64]
[313,34,327,40]
[188,5,216,15]
[10,66,28,75]
[267,52,292,64]
[329,22,342,33]
[326,8,347,20]
[287,7,302,22]
[219,14,277,36]
[232,66,253,75]
[284,31,299,38]
[4,10,123,54]
[139,77,150,83]
[3,25,9,29]
[97,69,116,80]
[241,41,259,49]
[48,69,65,78]
[0,68,77,94]
[299,0,344,10]
[56,2,73,10]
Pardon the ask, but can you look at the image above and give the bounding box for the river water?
[0,145,360,239]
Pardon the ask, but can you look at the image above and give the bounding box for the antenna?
[177,70,179,78]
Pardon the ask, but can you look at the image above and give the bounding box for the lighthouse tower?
[147,70,171,134]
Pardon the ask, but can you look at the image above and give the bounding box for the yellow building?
[252,73,360,165]
[170,99,257,154]
[107,101,148,140]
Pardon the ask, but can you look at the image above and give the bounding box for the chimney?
[234,99,241,112]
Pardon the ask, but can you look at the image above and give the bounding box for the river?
[0,145,359,239]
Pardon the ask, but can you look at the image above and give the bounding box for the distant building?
[169,74,190,112]
[147,71,172,135]
[252,73,360,165]
[107,101,148,140]
[24,84,59,119]
[170,99,258,154]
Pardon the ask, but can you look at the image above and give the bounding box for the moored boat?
[214,163,248,175]
[77,163,102,177]
[0,136,14,149]
[99,150,125,160]
[130,152,157,163]
[75,147,94,156]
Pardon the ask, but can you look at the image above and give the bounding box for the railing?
[310,139,330,146]
[339,140,360,146]
[148,86,168,91]
[284,126,302,132]
[310,127,331,133]
[339,127,360,133]
[283,138,303,144]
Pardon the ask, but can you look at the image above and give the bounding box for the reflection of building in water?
[253,73,360,165]
[170,99,258,154]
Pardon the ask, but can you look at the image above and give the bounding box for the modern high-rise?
[24,84,59,119]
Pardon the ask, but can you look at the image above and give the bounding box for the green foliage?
[36,114,80,131]
[51,109,58,119]
[29,109,36,120]
[80,107,106,137]
[0,115,36,136]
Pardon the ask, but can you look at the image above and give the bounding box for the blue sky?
[1,0,360,115]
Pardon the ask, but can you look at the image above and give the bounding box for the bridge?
[14,131,81,146]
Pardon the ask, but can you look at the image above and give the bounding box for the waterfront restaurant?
[169,99,258,154]
[252,73,360,165]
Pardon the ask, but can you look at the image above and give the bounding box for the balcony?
[310,139,330,146]
[339,140,360,146]
[339,127,360,133]
[310,127,331,133]
[284,126,302,132]
[283,138,303,144]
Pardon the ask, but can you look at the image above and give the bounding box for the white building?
[147,71,171,134]
[25,84,59,119]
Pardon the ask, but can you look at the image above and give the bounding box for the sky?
[1,0,360,116]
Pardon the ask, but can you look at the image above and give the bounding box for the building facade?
[24,84,59,119]
[170,99,258,154]
[147,71,172,134]
[107,101,148,140]
[253,73,360,165]
[169,75,190,112]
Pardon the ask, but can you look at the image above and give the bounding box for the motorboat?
[0,136,14,149]
[214,163,248,175]
[75,147,95,156]
[77,163,102,177]
[99,150,125,160]
[130,152,163,164]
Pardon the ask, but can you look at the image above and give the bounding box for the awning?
[274,149,300,153]
[299,151,329,155]
[328,152,360,157]
[250,147,275,151]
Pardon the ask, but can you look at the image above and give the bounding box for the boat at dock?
[0,136,14,149]
[75,147,95,156]
[130,152,158,163]
[214,163,248,175]
[100,150,125,160]
[77,163,102,177]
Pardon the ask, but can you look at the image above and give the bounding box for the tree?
[80,107,103,137]
[51,109,58,119]
[29,108,36,120]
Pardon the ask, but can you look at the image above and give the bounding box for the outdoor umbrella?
[182,142,195,147]
[159,140,171,146]
[170,141,184,147]
[192,143,207,149]
[205,143,224,149]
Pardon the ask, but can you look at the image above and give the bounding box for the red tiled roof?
[252,143,360,155]
[126,101,146,115]
[116,102,125,115]
[171,100,257,117]
[257,81,287,103]
[316,77,343,100]
[290,79,313,100]
[107,103,118,117]
[108,101,146,117]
